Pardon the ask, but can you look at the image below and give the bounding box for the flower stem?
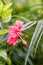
[19,35,22,40]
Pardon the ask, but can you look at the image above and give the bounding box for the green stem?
[19,35,22,40]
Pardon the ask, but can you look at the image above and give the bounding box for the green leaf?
[0,50,7,61]
[25,20,43,65]
[0,0,12,23]
[30,5,42,12]
[0,34,8,43]
[3,2,12,11]
[7,57,11,65]
[3,15,12,23]
[0,29,8,35]
[0,0,3,15]
[2,9,12,19]
[2,9,12,22]
[0,50,11,65]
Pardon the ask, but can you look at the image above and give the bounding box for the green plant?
[0,0,43,65]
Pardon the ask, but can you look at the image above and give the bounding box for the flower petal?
[16,20,23,30]
[7,35,18,45]
[8,26,18,36]
[22,39,28,46]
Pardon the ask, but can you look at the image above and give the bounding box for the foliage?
[0,0,12,23]
[0,0,43,65]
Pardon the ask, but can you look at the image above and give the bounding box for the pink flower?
[7,20,23,45]
[7,35,18,45]
[16,20,23,30]
[22,39,28,46]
